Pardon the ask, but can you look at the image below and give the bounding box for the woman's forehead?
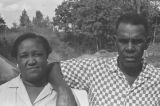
[18,39,45,50]
[19,38,42,46]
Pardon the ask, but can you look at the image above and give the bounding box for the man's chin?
[123,61,141,69]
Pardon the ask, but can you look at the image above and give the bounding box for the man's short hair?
[11,32,52,58]
[116,13,149,35]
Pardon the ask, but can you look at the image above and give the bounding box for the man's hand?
[48,62,77,106]
[56,86,77,106]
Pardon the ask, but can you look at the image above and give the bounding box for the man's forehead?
[116,23,146,38]
[117,23,146,31]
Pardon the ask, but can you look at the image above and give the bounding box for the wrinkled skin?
[17,38,48,85]
[115,23,150,77]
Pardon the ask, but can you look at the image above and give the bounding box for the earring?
[16,64,19,69]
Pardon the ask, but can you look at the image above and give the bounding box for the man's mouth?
[124,57,136,62]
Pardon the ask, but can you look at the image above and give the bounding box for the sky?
[0,0,64,27]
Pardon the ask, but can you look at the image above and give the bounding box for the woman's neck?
[21,76,48,87]
[22,79,47,104]
[23,80,47,87]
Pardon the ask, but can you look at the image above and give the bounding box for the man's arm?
[48,62,77,106]
[59,58,90,90]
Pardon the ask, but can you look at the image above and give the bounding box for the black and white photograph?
[0,0,160,106]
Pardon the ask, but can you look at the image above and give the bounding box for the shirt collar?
[8,75,55,104]
[8,75,54,90]
[108,56,155,79]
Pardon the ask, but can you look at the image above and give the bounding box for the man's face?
[17,38,48,82]
[116,23,149,68]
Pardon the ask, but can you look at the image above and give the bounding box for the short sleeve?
[60,58,92,91]
[72,89,89,106]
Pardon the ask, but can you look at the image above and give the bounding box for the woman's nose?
[28,57,36,65]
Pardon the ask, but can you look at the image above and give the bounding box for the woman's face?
[17,38,48,82]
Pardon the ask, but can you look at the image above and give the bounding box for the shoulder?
[60,56,117,69]
[60,57,97,67]
[0,77,17,95]
[145,63,160,80]
[89,56,117,68]
[156,67,160,72]
[146,63,159,73]
[0,76,20,88]
[61,57,94,63]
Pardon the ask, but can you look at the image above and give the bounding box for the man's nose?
[126,41,134,51]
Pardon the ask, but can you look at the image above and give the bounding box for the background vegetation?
[0,0,160,66]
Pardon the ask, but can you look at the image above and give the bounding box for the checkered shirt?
[60,56,160,106]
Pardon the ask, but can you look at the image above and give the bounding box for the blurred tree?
[42,16,53,30]
[12,22,18,29]
[33,10,44,27]
[10,22,18,31]
[0,16,6,33]
[20,9,31,27]
[53,0,160,52]
[32,11,54,33]
[0,16,11,60]
[148,0,160,44]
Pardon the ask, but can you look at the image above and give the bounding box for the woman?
[0,33,88,106]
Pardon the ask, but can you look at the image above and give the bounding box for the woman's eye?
[20,54,28,58]
[34,53,43,56]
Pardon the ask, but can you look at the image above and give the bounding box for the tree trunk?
[153,26,156,45]
[95,37,99,51]
[153,17,157,45]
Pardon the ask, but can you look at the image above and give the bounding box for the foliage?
[20,9,31,27]
[0,16,7,33]
[1,0,160,62]
[0,16,10,60]
[33,11,44,27]
[53,0,160,52]
[1,8,76,61]
[32,11,53,30]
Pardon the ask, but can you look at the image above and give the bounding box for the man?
[50,13,160,105]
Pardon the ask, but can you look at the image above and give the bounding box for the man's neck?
[121,65,142,77]
[117,58,143,86]
[120,66,142,86]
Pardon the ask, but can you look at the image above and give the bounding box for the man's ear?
[144,36,152,50]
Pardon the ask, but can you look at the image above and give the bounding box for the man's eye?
[117,39,128,44]
[132,39,145,44]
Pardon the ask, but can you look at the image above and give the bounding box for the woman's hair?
[11,33,52,58]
